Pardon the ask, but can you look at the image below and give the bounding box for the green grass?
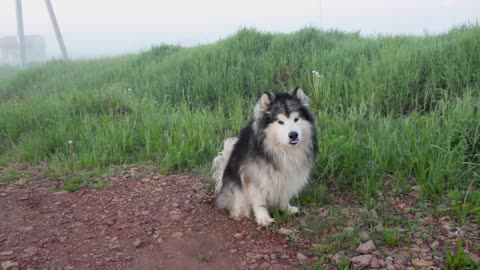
[0,25,479,206]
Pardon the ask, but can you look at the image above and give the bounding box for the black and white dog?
[212,88,318,226]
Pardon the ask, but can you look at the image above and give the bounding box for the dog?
[212,88,318,226]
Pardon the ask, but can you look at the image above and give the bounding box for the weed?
[63,181,80,192]
[92,181,105,190]
[1,165,20,183]
[381,228,401,247]
[445,239,480,270]
[448,187,480,225]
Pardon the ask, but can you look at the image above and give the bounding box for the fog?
[0,0,479,59]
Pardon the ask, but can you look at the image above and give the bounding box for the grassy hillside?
[1,25,479,204]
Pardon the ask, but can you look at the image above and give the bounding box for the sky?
[0,0,478,59]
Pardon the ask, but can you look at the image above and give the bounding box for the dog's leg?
[249,188,274,226]
[279,198,299,215]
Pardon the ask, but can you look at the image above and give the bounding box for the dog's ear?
[289,87,309,106]
[254,91,274,118]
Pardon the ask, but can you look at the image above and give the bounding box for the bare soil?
[0,165,315,270]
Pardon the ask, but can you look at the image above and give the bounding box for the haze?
[0,0,478,59]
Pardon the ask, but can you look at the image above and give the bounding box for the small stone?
[296,252,307,260]
[332,253,342,264]
[278,228,293,235]
[133,238,143,248]
[230,249,237,254]
[359,231,370,241]
[170,232,183,238]
[234,233,244,239]
[53,191,68,195]
[318,207,329,218]
[430,241,440,249]
[375,224,384,232]
[356,240,376,254]
[259,262,271,269]
[351,254,373,266]
[0,251,13,256]
[370,256,380,268]
[343,227,355,234]
[246,252,263,259]
[411,185,421,192]
[1,261,19,270]
[412,258,434,267]
[18,226,33,233]
[104,218,115,226]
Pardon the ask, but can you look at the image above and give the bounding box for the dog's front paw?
[256,215,275,226]
[288,205,299,215]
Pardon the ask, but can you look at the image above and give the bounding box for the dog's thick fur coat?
[212,88,318,226]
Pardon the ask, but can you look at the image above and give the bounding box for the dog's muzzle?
[288,132,299,145]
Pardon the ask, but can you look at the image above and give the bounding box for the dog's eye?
[294,118,299,122]
[278,121,284,125]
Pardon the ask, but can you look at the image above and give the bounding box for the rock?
[18,226,33,233]
[246,252,263,260]
[430,240,440,249]
[375,224,384,232]
[411,185,421,192]
[170,232,183,238]
[359,231,370,241]
[343,227,355,234]
[296,252,307,260]
[234,233,244,239]
[278,228,293,235]
[412,258,434,267]
[370,256,380,268]
[0,251,13,256]
[133,238,143,248]
[356,240,376,254]
[259,262,271,269]
[332,253,342,264]
[104,218,115,226]
[351,254,373,267]
[1,261,19,270]
[318,207,329,218]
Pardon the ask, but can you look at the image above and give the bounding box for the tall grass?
[1,25,479,202]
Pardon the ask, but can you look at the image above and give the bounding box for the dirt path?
[0,166,313,270]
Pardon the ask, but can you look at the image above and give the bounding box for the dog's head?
[254,88,314,147]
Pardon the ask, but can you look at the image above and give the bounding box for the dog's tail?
[212,137,238,194]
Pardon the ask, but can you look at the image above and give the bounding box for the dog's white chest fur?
[243,146,312,208]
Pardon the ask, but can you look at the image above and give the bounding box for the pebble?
[170,231,183,238]
[0,251,14,256]
[296,252,307,260]
[278,228,293,235]
[351,254,373,267]
[370,256,380,268]
[234,233,244,239]
[356,240,376,254]
[246,252,263,260]
[18,226,33,233]
[133,238,143,248]
[1,261,19,270]
[359,231,370,241]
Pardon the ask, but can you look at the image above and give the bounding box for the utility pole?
[15,0,26,68]
[45,0,68,59]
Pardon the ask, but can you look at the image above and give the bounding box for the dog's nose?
[288,132,298,141]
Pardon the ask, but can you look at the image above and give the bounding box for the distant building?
[0,35,46,66]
